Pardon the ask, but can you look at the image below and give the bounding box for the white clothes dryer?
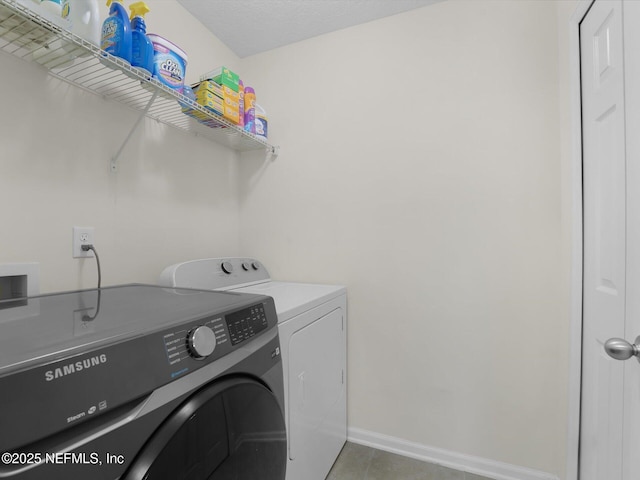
[159,258,347,480]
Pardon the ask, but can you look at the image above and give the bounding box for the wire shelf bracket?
[110,89,158,173]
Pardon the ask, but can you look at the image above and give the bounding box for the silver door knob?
[604,336,640,362]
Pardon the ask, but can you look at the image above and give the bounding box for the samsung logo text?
[45,354,107,381]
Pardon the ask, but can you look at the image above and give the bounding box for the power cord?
[81,244,101,288]
[81,244,102,321]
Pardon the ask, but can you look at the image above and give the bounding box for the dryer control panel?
[159,257,272,291]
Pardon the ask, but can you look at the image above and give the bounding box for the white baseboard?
[347,427,559,480]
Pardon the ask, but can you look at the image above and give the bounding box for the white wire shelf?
[0,0,278,165]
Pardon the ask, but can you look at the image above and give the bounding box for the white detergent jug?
[32,0,100,67]
[39,0,61,15]
[61,0,101,47]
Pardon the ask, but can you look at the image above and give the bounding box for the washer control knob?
[241,262,250,271]
[221,261,233,274]
[188,326,216,359]
[251,261,260,270]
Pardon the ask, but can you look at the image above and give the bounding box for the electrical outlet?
[73,227,95,258]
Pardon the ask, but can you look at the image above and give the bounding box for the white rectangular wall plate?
[72,227,95,258]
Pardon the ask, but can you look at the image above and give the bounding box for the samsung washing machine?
[0,284,286,480]
[159,258,347,480]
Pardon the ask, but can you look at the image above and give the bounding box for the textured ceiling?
[177,0,441,58]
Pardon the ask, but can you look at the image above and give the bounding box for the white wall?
[0,0,241,293]
[239,1,571,477]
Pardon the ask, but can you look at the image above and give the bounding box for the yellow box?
[196,97,223,116]
[196,80,223,98]
[223,95,239,111]
[222,104,239,124]
[196,89,224,109]
[189,103,239,125]
[221,85,239,102]
[194,81,241,113]
[197,106,239,126]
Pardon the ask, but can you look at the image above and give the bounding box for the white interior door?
[580,1,640,478]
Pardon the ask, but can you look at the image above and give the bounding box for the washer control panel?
[226,304,268,345]
[162,301,270,369]
[187,325,217,358]
[163,316,228,365]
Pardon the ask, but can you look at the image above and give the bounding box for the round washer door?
[124,376,286,480]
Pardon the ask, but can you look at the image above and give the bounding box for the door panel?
[287,307,345,480]
[580,1,626,479]
[621,1,640,478]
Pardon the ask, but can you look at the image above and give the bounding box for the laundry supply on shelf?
[40,0,61,15]
[32,0,100,69]
[196,88,224,115]
[180,66,268,136]
[129,1,153,77]
[200,66,239,92]
[1,0,67,54]
[32,0,98,67]
[147,33,187,93]
[194,82,239,124]
[238,80,245,129]
[101,0,132,63]
[198,80,222,97]
[180,85,213,122]
[198,67,241,124]
[61,0,100,47]
[255,103,268,140]
[243,86,255,134]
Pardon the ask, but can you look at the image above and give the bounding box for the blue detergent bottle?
[101,0,132,63]
[129,1,154,77]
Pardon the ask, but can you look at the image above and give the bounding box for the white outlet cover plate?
[73,226,95,258]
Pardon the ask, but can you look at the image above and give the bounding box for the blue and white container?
[129,2,153,77]
[147,33,187,93]
[255,103,268,140]
[101,0,132,63]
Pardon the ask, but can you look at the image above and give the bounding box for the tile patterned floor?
[326,442,493,480]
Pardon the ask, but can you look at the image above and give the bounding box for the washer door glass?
[125,376,286,480]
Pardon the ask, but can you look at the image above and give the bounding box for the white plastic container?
[255,103,268,140]
[147,34,188,93]
[31,0,98,67]
[61,0,101,47]
[3,0,68,49]
[40,0,61,15]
